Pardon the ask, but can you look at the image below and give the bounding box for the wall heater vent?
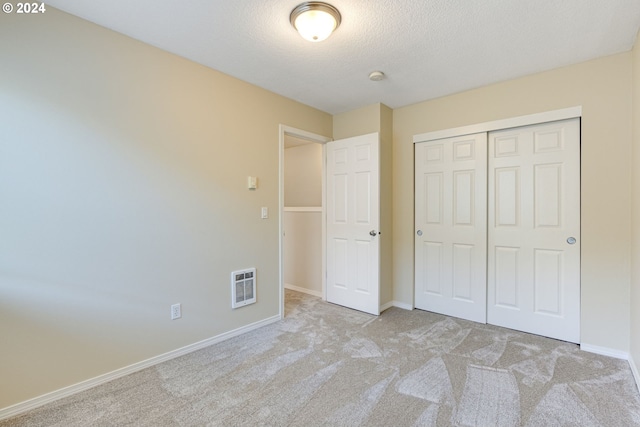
[231,268,256,309]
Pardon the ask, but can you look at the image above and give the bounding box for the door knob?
[370,230,378,237]
[417,230,423,236]
[567,237,576,245]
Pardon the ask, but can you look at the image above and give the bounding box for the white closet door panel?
[494,246,520,308]
[415,133,487,323]
[488,118,580,343]
[452,243,473,300]
[422,241,443,294]
[425,172,443,224]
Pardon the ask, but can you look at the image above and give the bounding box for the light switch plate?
[247,176,257,189]
[261,207,268,219]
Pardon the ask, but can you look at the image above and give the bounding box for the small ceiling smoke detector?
[290,2,341,42]
[369,71,385,81]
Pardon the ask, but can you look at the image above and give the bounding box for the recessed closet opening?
[413,108,582,344]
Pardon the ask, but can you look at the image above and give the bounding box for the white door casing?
[414,133,488,323]
[326,133,380,315]
[487,118,580,343]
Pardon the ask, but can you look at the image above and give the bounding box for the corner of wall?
[630,354,640,392]
[629,27,640,390]
[332,104,381,140]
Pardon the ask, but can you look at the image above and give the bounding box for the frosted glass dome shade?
[290,2,341,42]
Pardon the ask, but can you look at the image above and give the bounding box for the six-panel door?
[326,133,380,315]
[414,133,488,323]
[487,118,580,343]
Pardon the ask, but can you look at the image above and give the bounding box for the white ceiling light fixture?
[290,2,341,42]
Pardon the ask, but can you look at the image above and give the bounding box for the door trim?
[413,106,582,144]
[278,125,331,319]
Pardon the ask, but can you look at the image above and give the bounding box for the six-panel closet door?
[414,118,581,343]
[414,133,488,323]
[487,119,580,343]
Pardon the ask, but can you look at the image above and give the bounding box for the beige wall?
[380,105,394,308]
[393,53,633,352]
[631,31,640,372]
[333,104,394,307]
[333,104,384,139]
[284,144,323,207]
[283,144,323,294]
[0,8,331,409]
[283,211,322,294]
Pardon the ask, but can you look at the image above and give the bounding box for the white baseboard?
[284,283,322,298]
[392,301,414,311]
[629,354,640,391]
[380,301,394,312]
[580,343,629,360]
[380,301,413,312]
[0,315,281,422]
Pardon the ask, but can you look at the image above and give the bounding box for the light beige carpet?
[3,289,640,426]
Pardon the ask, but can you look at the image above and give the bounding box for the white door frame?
[413,107,582,144]
[278,125,331,318]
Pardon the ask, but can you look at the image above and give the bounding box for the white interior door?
[326,133,380,315]
[414,133,488,322]
[487,118,580,343]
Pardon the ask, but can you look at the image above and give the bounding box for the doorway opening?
[278,125,331,318]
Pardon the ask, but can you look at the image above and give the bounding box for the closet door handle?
[417,230,423,236]
[567,237,576,245]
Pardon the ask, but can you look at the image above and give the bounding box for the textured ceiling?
[46,0,640,114]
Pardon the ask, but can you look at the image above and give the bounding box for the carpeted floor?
[3,289,640,426]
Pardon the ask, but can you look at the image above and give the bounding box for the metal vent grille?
[231,268,256,309]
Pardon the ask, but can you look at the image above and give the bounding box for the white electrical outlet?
[171,303,181,320]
